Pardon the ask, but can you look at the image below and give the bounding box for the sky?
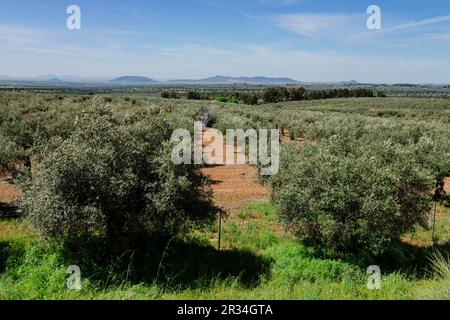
[0,0,450,83]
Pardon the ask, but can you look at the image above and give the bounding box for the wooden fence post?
[218,211,222,251]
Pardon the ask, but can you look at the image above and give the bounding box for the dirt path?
[200,128,269,215]
[201,165,269,215]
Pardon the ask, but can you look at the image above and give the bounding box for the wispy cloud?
[259,0,303,5]
[0,24,56,47]
[271,11,450,43]
[425,33,450,41]
[140,44,180,54]
[0,23,153,63]
[141,42,237,58]
[271,13,364,39]
[381,14,450,33]
[350,14,450,40]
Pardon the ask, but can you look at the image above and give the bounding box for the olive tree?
[22,111,218,250]
[271,137,434,255]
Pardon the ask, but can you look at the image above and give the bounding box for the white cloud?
[381,14,450,33]
[0,24,139,60]
[272,11,450,44]
[349,14,450,40]
[271,13,365,39]
[259,0,303,5]
[0,24,56,46]
[425,33,450,41]
[140,44,180,54]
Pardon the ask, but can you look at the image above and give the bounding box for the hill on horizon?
[110,76,159,84]
[167,75,301,85]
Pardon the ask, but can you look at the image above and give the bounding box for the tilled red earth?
[201,165,269,215]
[200,128,269,215]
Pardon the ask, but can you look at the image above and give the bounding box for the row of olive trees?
[161,87,384,105]
[161,89,260,105]
[204,98,450,256]
[269,119,450,255]
[262,87,384,103]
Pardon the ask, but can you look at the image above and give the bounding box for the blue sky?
[0,0,450,83]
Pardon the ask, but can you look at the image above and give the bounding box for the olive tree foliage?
[21,110,218,246]
[271,137,435,255]
[0,108,77,176]
[0,132,25,173]
[0,114,39,174]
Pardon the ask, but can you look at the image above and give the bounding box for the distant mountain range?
[109,75,302,85]
[1,75,449,87]
[167,75,301,85]
[0,74,110,83]
[0,74,304,85]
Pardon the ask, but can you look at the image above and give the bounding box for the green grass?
[0,202,449,300]
[415,250,450,300]
[404,204,450,245]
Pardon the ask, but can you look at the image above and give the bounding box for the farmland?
[0,89,449,300]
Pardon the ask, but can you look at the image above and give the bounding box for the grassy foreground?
[0,202,449,300]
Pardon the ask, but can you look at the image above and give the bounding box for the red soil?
[201,165,269,215]
[280,128,304,143]
[0,177,21,204]
[200,128,269,214]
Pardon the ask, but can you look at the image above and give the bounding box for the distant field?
[0,83,449,99]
